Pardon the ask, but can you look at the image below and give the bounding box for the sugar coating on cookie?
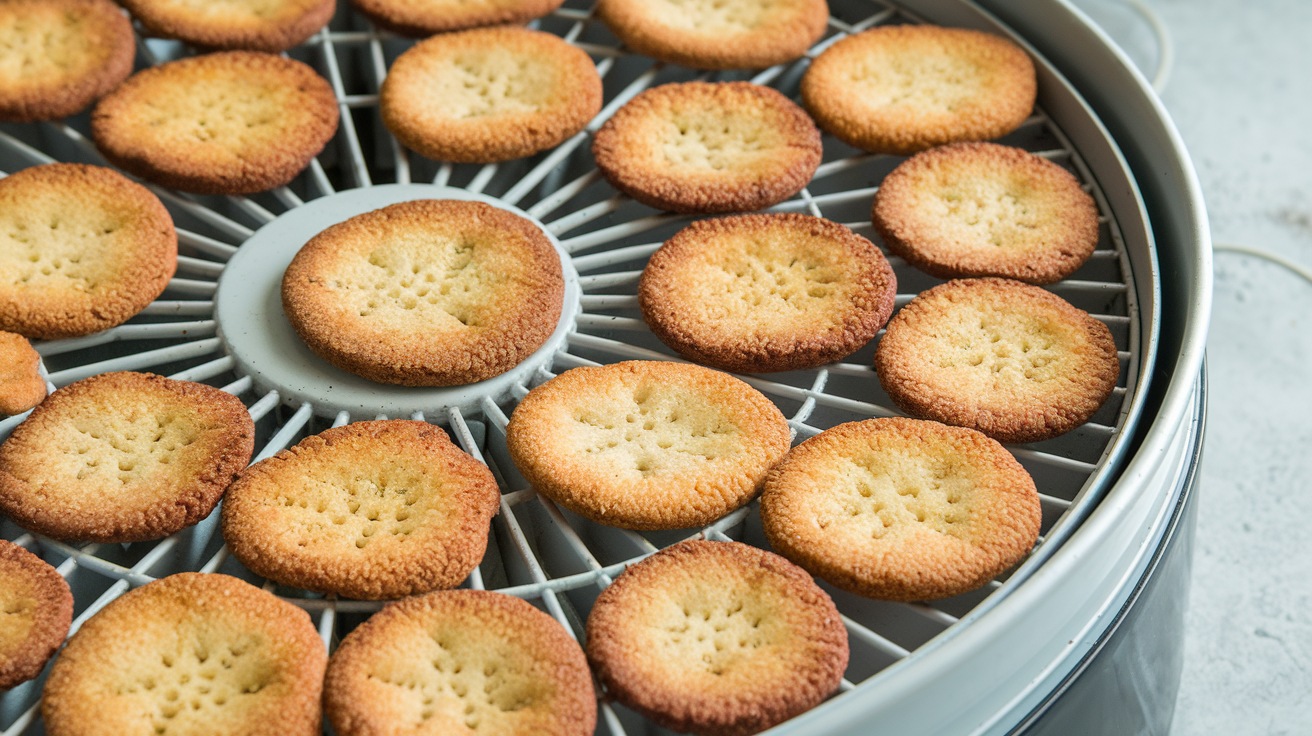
[873,142,1099,284]
[222,420,500,600]
[802,25,1036,155]
[325,590,596,735]
[0,540,73,690]
[381,27,601,164]
[0,0,135,122]
[875,278,1120,443]
[92,51,339,195]
[586,540,848,736]
[593,81,822,213]
[506,361,790,530]
[281,199,564,386]
[0,331,46,416]
[120,0,336,52]
[352,0,565,37]
[41,573,325,736]
[0,372,255,543]
[0,164,177,340]
[640,213,897,373]
[596,0,828,70]
[761,418,1041,601]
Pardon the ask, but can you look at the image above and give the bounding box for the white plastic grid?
[0,1,1154,733]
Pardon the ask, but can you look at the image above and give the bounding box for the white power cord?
[1114,0,1312,287]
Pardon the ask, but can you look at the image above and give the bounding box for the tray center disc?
[213,184,580,419]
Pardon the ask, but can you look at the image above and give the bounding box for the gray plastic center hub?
[213,184,580,420]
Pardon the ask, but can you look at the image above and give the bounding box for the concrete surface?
[1070,1,1312,733]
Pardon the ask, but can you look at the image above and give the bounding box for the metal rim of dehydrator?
[0,0,1212,733]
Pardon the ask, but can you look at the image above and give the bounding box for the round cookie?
[281,199,564,387]
[0,0,134,122]
[596,0,828,70]
[91,51,339,195]
[639,213,897,373]
[41,573,326,736]
[120,0,336,52]
[325,590,596,735]
[0,330,46,416]
[592,81,822,213]
[873,142,1099,284]
[0,164,177,340]
[0,540,73,690]
[505,361,791,530]
[874,278,1120,443]
[760,418,1041,601]
[380,27,601,164]
[0,372,255,543]
[801,25,1036,155]
[352,0,565,37]
[586,540,848,736]
[222,420,500,600]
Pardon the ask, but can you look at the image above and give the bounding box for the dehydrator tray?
[1,1,1161,733]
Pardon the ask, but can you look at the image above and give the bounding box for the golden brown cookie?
[639,213,897,373]
[760,418,1041,601]
[586,540,848,736]
[41,573,326,736]
[91,51,339,195]
[120,0,335,52]
[352,0,565,37]
[0,540,73,690]
[325,589,596,735]
[0,164,177,340]
[380,27,601,164]
[873,142,1099,284]
[801,25,1036,155]
[596,0,828,70]
[0,0,134,122]
[506,361,791,530]
[281,199,564,386]
[0,330,46,416]
[874,278,1120,443]
[592,81,822,213]
[222,420,500,600]
[0,372,255,543]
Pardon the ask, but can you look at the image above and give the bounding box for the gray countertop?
[1069,1,1312,733]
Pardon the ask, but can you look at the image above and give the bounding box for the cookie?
[222,420,500,600]
[325,589,595,735]
[0,331,46,416]
[352,0,565,37]
[120,0,335,52]
[41,573,325,736]
[281,199,564,386]
[760,418,1041,601]
[380,27,601,164]
[801,25,1036,155]
[592,81,822,213]
[596,0,828,70]
[874,278,1120,443]
[0,372,255,543]
[639,213,897,373]
[0,540,73,690]
[91,51,339,195]
[873,142,1099,284]
[0,0,134,122]
[0,164,177,340]
[586,540,847,736]
[505,361,791,530]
